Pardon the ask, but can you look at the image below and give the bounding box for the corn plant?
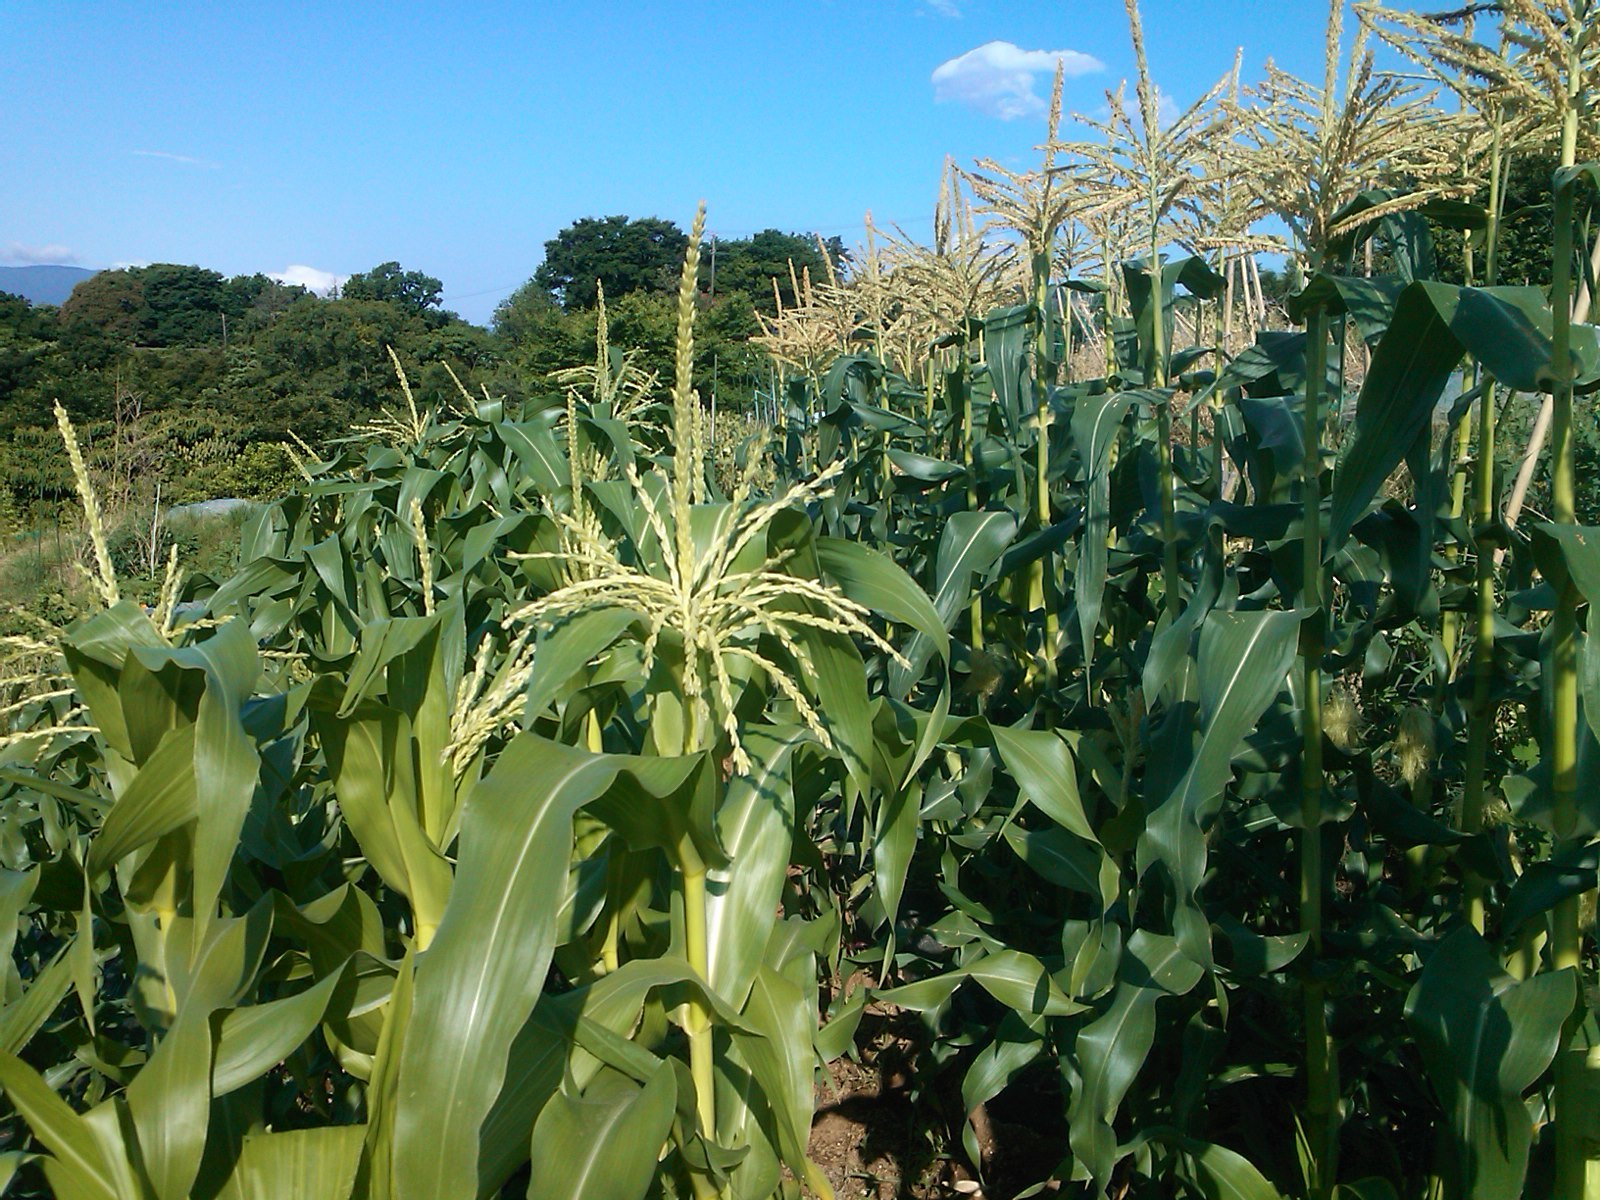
[8,4,1600,1198]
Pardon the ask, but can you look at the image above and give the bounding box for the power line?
[441,281,525,304]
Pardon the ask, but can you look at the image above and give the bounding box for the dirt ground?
[804,1005,1067,1200]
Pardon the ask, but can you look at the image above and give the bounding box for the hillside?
[0,263,98,306]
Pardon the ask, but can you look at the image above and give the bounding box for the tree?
[0,293,55,417]
[709,229,846,315]
[1431,153,1567,288]
[533,215,688,310]
[139,264,227,346]
[341,261,445,316]
[57,264,232,348]
[59,269,147,344]
[221,273,308,334]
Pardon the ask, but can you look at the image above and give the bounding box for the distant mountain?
[0,264,100,307]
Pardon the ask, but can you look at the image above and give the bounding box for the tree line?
[0,219,842,524]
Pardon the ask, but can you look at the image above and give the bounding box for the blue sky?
[4,0,1342,325]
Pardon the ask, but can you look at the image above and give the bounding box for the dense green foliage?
[0,264,498,515]
[0,165,1595,1197]
[0,3,1598,1198]
[533,214,691,310]
[340,262,446,315]
[0,221,837,536]
[527,214,841,316]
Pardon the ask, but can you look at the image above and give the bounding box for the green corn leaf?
[872,777,920,959]
[815,988,868,1063]
[317,704,453,922]
[1123,256,1225,383]
[338,615,441,716]
[126,1015,212,1200]
[983,303,1031,433]
[0,946,76,1054]
[159,619,261,950]
[304,534,361,631]
[1500,838,1599,940]
[1287,273,1404,345]
[1001,824,1116,908]
[393,736,616,1200]
[959,1011,1043,1170]
[1405,928,1576,1200]
[583,754,719,871]
[87,723,197,876]
[928,511,1018,635]
[524,1063,676,1200]
[500,421,568,495]
[1532,523,1600,607]
[989,723,1093,841]
[0,1051,120,1200]
[1068,981,1162,1189]
[72,871,96,1034]
[1072,389,1135,672]
[60,602,170,764]
[816,536,948,697]
[805,627,873,791]
[522,608,637,722]
[394,741,708,1200]
[1330,283,1600,549]
[0,768,108,817]
[1137,610,1302,965]
[211,964,350,1096]
[733,966,835,1199]
[876,948,1083,1017]
[1187,1139,1285,1199]
[1553,162,1600,193]
[1068,933,1205,1192]
[704,727,805,1010]
[124,900,274,1199]
[1327,281,1464,550]
[215,1126,366,1200]
[885,448,963,484]
[482,959,758,1197]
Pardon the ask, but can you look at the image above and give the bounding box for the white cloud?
[131,149,220,169]
[920,0,962,16]
[932,41,1104,120]
[270,265,345,296]
[3,242,79,266]
[1157,91,1181,129]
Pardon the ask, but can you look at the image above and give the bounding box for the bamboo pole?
[1502,227,1600,531]
[1547,55,1591,1197]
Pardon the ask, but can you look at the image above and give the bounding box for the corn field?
[1,1,1599,1197]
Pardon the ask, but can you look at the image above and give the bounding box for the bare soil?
[804,1003,1067,1200]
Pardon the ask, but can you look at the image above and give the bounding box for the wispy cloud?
[1091,89,1183,131]
[131,149,220,169]
[932,41,1104,120]
[270,264,345,296]
[2,242,78,266]
[919,0,962,16]
[1157,91,1180,129]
